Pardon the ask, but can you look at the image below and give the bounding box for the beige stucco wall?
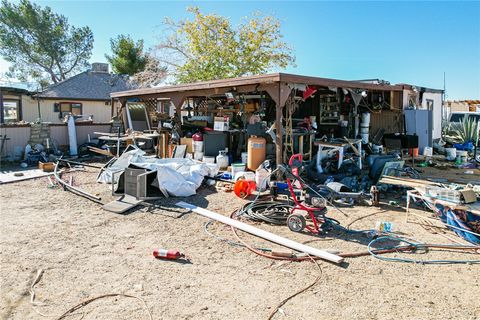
[21,96,113,123]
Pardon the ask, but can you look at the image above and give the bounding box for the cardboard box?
[180,137,193,153]
[214,116,229,131]
[461,189,477,204]
[39,162,55,172]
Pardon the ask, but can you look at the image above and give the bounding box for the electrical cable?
[228,209,480,263]
[367,235,480,264]
[267,255,322,320]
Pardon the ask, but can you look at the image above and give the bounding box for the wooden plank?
[88,146,114,156]
[0,169,53,184]
[176,201,344,264]
[343,136,360,156]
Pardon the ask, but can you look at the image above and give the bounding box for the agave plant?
[443,116,479,144]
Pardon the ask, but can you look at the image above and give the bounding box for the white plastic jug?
[255,168,270,191]
[216,150,229,169]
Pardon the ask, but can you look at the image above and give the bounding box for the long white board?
[176,201,344,264]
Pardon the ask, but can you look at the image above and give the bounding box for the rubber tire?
[287,214,306,232]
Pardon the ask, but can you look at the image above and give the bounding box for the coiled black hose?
[237,201,294,225]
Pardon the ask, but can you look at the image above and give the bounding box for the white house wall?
[420,92,442,140]
[402,89,442,141]
[20,96,112,123]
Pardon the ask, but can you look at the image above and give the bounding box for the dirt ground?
[1,165,479,320]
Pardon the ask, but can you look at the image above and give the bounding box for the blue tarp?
[437,204,480,244]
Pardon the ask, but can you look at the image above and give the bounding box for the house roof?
[0,86,32,95]
[111,72,442,99]
[38,70,134,101]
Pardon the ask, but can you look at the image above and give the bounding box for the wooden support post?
[110,98,115,118]
[169,93,186,136]
[264,83,291,166]
[275,95,283,166]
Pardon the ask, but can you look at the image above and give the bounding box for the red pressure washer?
[282,154,335,234]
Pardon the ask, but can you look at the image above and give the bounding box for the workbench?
[95,132,160,156]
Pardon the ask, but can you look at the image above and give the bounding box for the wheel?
[287,214,306,232]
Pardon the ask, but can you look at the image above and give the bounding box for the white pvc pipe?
[361,112,371,125]
[176,201,344,264]
[67,115,78,156]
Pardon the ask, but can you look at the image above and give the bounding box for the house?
[445,100,480,114]
[0,86,32,124]
[0,63,133,124]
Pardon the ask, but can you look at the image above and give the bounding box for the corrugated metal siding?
[0,123,111,159]
[0,125,30,158]
[370,110,404,137]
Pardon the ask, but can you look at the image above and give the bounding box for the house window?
[59,102,82,116]
[2,100,20,123]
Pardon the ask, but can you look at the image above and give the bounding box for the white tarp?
[98,147,219,197]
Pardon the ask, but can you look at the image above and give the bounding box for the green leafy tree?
[105,35,148,75]
[0,0,94,87]
[146,7,295,85]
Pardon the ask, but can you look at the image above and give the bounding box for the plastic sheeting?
[98,147,219,197]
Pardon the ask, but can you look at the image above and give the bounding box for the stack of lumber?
[378,176,441,188]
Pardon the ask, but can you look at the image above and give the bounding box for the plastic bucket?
[231,163,246,178]
[241,152,248,164]
[456,150,468,163]
[409,148,419,157]
[445,148,456,161]
[255,168,270,191]
[423,147,433,157]
[194,152,204,161]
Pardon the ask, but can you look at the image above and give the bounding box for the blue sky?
[1,0,479,99]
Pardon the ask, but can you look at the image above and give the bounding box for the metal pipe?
[58,158,103,169]
[54,160,102,203]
